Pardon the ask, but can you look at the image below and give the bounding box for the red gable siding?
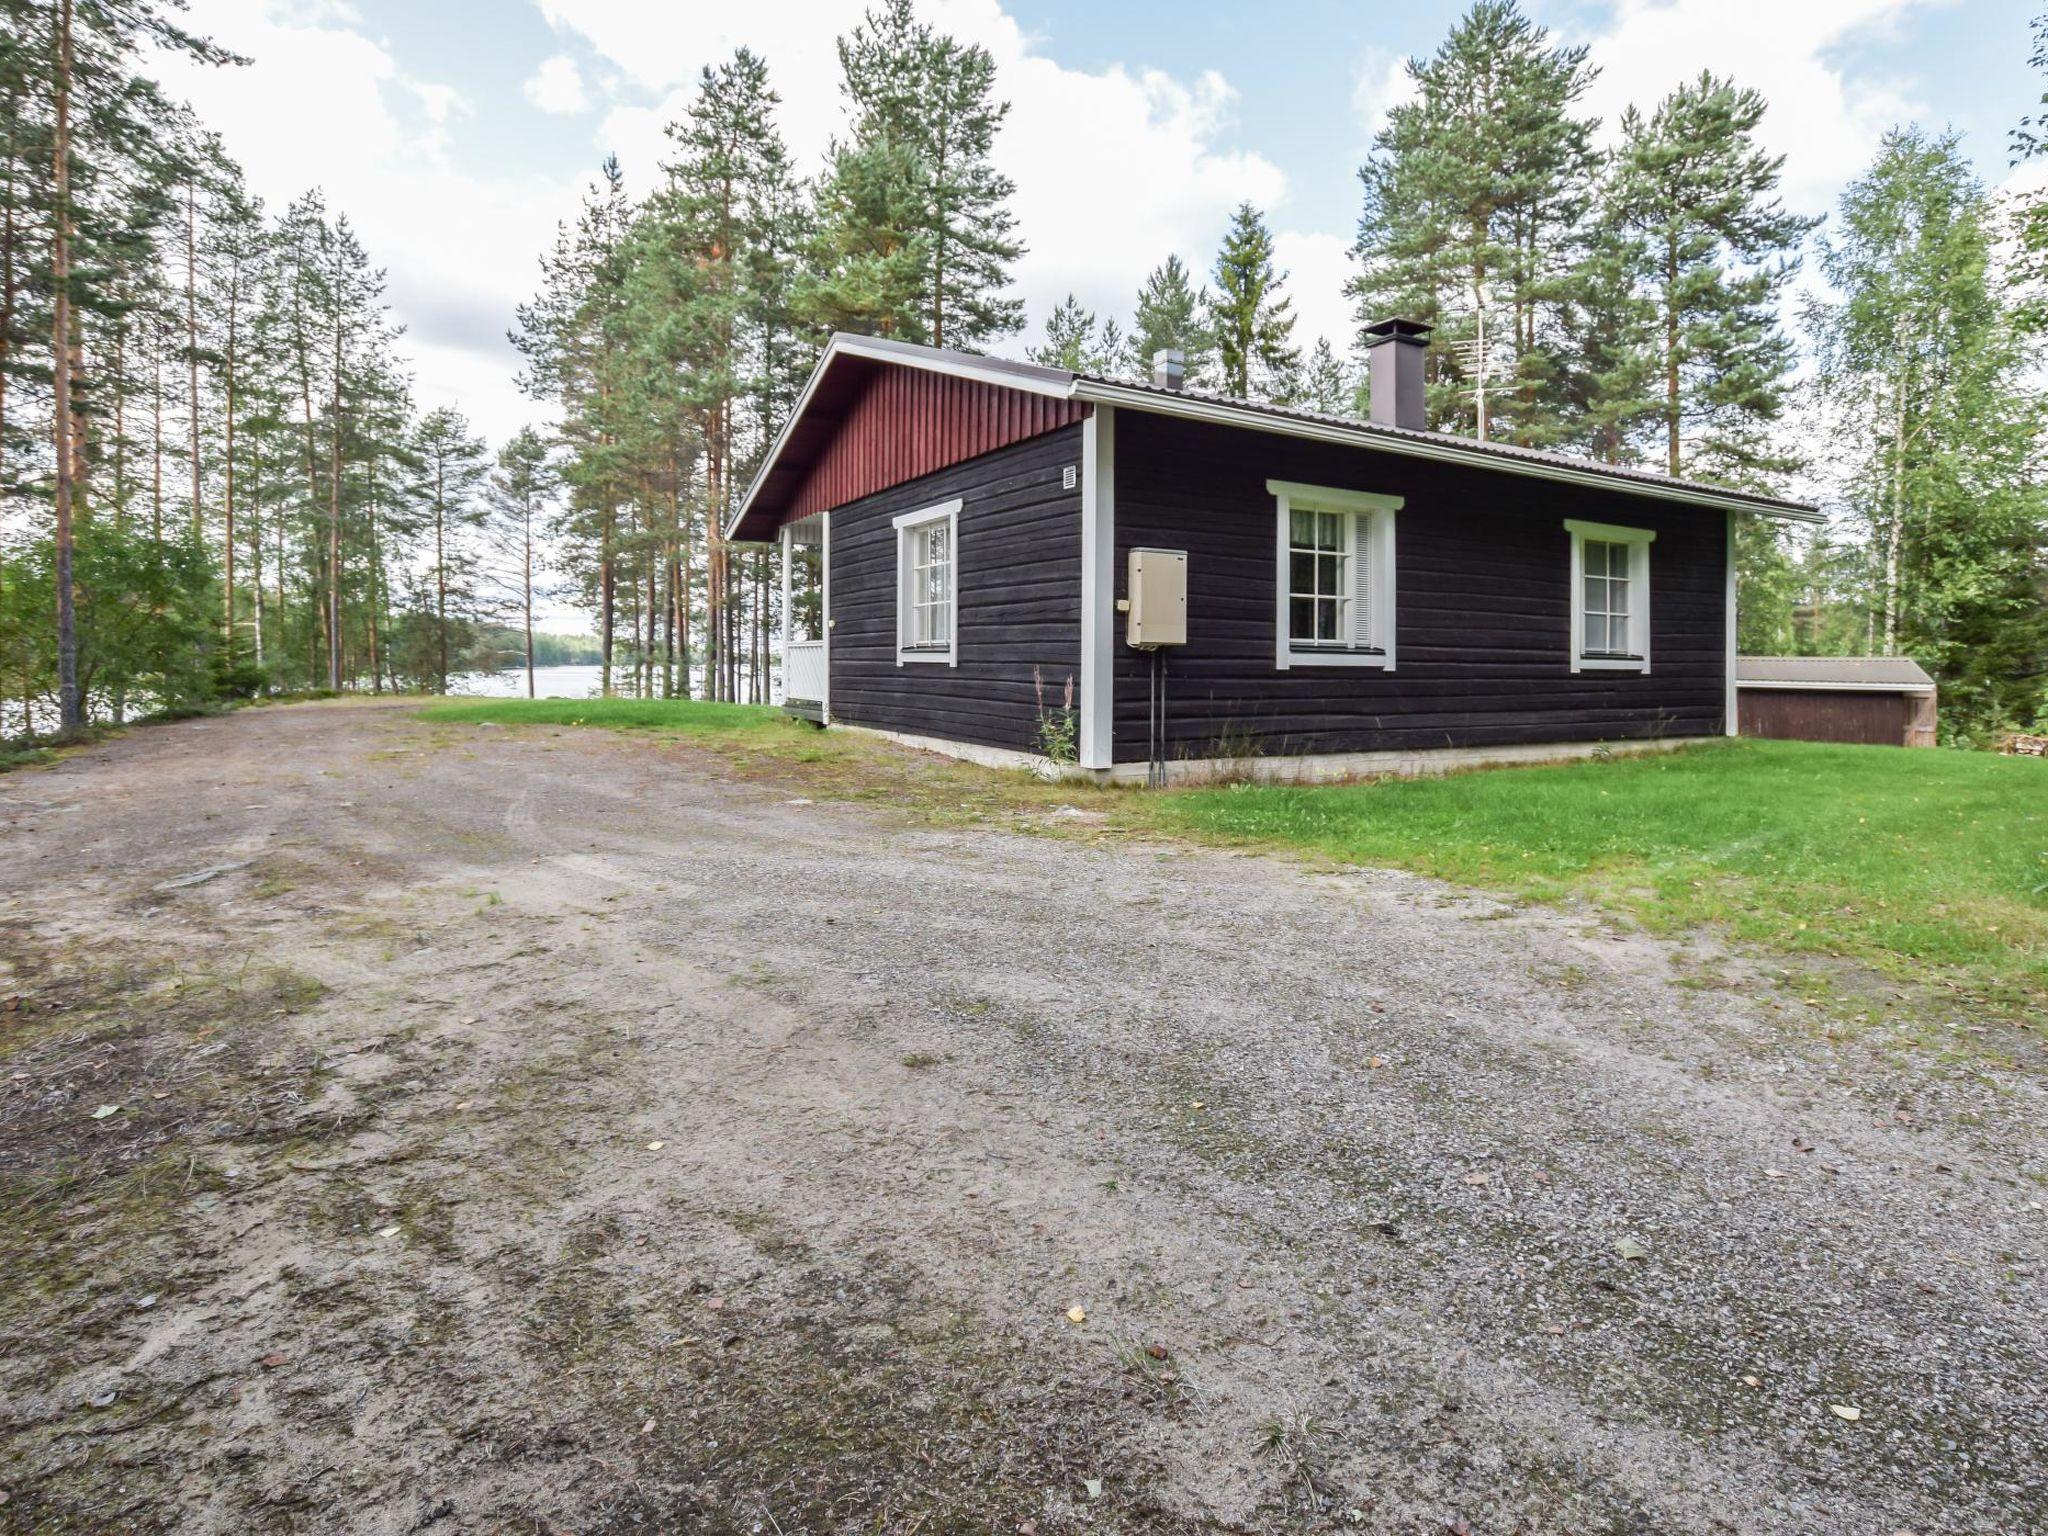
[783,366,1089,523]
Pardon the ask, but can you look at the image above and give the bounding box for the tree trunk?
[1664,240,1682,478]
[0,111,16,564]
[1884,371,1906,655]
[328,286,344,691]
[435,454,448,692]
[151,348,163,543]
[186,179,202,542]
[523,501,535,699]
[681,514,694,700]
[51,0,82,734]
[365,486,382,695]
[112,305,126,527]
[222,276,238,664]
[250,443,265,668]
[600,504,615,697]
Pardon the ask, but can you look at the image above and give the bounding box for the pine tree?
[198,151,265,666]
[1349,0,1597,443]
[1297,337,1353,416]
[801,135,928,342]
[37,0,236,729]
[812,0,1023,349]
[1028,293,1115,372]
[409,406,486,694]
[1123,254,1212,385]
[1208,203,1299,401]
[1605,73,1814,482]
[1806,128,2046,732]
[485,427,551,699]
[1552,218,1656,463]
[631,50,806,702]
[514,158,633,694]
[0,6,426,720]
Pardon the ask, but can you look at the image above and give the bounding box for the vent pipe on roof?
[1362,318,1432,431]
[1152,347,1186,393]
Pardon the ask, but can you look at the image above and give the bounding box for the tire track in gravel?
[0,700,2039,1535]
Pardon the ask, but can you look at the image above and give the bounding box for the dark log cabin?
[729,328,1821,783]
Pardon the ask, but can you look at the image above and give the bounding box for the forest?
[1,0,2044,742]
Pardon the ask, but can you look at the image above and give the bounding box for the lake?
[448,664,610,700]
[447,664,749,701]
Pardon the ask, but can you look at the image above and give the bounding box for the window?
[1268,480,1400,670]
[894,500,960,665]
[1565,518,1655,672]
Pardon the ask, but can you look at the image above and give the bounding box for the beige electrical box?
[1125,547,1188,648]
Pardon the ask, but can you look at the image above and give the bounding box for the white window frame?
[1269,480,1400,671]
[1566,518,1655,673]
[894,499,961,666]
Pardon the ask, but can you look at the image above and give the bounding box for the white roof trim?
[1737,679,1936,694]
[727,337,1824,539]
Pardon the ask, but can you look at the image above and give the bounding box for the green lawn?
[419,697,791,735]
[1150,739,2048,1019]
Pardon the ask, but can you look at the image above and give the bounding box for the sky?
[148,0,2045,457]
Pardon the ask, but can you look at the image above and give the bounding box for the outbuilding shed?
[1736,656,1938,748]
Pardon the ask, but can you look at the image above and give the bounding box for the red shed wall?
[1737,687,1919,746]
[783,368,1089,523]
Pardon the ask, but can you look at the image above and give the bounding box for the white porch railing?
[785,639,827,704]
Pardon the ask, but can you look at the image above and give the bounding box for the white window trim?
[1269,480,1400,671]
[894,499,961,667]
[1566,517,1655,674]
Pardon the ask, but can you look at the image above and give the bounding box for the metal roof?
[728,333,1823,538]
[1737,656,1936,692]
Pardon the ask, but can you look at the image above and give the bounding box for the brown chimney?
[1362,318,1431,430]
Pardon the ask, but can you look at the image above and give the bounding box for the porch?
[779,512,827,722]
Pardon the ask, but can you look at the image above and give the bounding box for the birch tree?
[1806,129,2045,730]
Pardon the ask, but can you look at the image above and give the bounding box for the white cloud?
[1349,47,1412,141]
[1273,230,1356,356]
[1570,0,1933,218]
[545,0,1284,357]
[151,0,578,449]
[407,78,470,125]
[523,54,590,116]
[143,0,1958,476]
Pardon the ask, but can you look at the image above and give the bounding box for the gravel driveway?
[0,700,2040,1534]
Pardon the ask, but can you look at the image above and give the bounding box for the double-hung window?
[1269,480,1400,670]
[894,499,960,665]
[1565,518,1654,672]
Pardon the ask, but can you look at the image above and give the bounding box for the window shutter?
[1350,512,1374,649]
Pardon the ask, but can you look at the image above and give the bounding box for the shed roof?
[1737,656,1936,692]
[728,334,1824,539]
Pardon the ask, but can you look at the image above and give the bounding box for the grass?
[416,694,1127,824]
[419,696,791,735]
[0,738,60,772]
[1149,738,2048,1021]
